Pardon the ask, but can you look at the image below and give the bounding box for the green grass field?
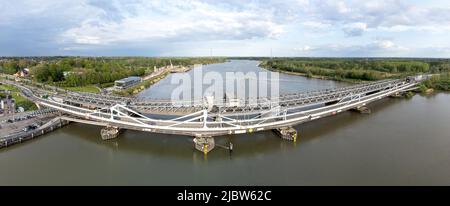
[0,83,38,111]
[64,85,101,93]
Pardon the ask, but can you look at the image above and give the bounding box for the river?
[0,60,449,185]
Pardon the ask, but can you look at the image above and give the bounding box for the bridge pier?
[273,126,298,142]
[352,106,371,114]
[389,92,403,98]
[193,136,215,155]
[390,91,417,98]
[8,76,423,142]
[100,126,120,140]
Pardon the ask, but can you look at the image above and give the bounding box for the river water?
[1,60,450,185]
[137,60,350,99]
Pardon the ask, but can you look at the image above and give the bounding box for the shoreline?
[256,62,369,84]
[0,116,69,149]
[128,61,228,97]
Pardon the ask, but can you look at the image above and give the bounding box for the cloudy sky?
[1,0,450,57]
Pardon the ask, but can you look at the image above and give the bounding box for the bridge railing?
[37,79,415,135]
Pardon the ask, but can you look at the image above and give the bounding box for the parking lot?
[0,115,56,137]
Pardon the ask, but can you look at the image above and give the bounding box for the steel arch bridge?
[4,75,425,139]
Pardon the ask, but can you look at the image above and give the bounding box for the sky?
[1,0,450,57]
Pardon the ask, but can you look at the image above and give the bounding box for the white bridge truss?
[26,78,420,137]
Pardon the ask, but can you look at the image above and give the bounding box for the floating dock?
[273,126,298,142]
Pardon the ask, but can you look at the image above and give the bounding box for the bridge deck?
[1,76,424,137]
[58,79,402,115]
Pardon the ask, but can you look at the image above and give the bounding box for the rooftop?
[115,76,141,83]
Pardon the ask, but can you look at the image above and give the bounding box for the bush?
[420,73,450,91]
[260,58,431,82]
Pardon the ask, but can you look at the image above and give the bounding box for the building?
[13,68,29,78]
[114,76,141,90]
[0,98,15,115]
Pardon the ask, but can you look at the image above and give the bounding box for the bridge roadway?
[57,78,402,116]
[3,75,407,116]
[2,77,418,137]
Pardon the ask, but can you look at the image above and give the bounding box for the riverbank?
[112,63,192,96]
[113,71,170,96]
[259,63,399,84]
[114,61,225,97]
[258,60,450,92]
[0,115,69,149]
[260,65,371,84]
[418,73,450,92]
[258,58,433,83]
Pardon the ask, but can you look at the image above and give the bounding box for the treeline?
[259,58,448,81]
[421,73,450,91]
[427,59,450,73]
[0,57,225,87]
[0,59,38,74]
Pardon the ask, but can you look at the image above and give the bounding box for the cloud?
[376,40,394,49]
[1,0,450,57]
[342,22,367,36]
[301,21,332,30]
[293,46,313,52]
[307,0,450,35]
[1,0,290,55]
[61,0,285,46]
[294,39,409,57]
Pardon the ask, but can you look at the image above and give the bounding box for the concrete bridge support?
[100,126,120,140]
[389,92,403,98]
[390,90,417,98]
[273,126,298,142]
[193,136,215,154]
[352,106,371,114]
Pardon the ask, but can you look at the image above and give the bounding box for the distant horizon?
[1,55,449,59]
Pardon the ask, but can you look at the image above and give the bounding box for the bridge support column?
[193,136,215,155]
[100,126,120,140]
[353,106,371,114]
[273,126,298,142]
[389,92,403,98]
[390,91,416,98]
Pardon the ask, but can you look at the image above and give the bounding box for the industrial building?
[114,76,141,90]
